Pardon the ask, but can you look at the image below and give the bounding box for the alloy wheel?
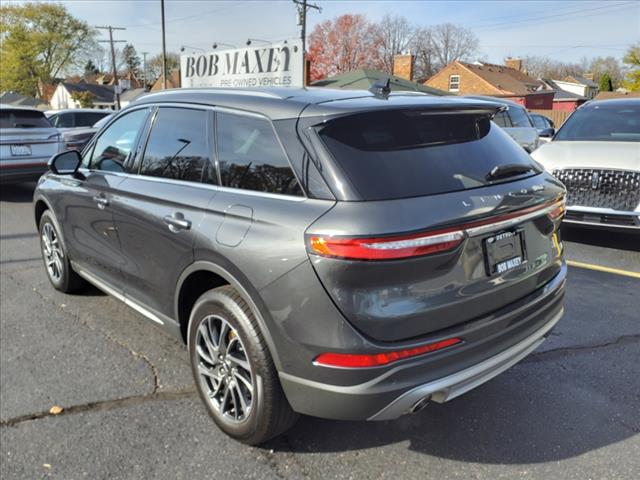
[42,222,63,282]
[195,315,254,423]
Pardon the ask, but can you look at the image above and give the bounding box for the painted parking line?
[567,260,640,279]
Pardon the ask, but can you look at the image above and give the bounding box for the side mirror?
[539,127,555,138]
[48,150,82,175]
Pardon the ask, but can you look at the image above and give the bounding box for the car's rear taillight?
[314,337,462,368]
[308,229,464,261]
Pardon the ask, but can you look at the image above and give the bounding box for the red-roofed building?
[424,58,554,109]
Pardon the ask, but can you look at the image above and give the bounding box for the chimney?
[505,57,523,72]
[393,52,415,82]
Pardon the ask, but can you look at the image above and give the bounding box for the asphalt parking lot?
[1,181,638,480]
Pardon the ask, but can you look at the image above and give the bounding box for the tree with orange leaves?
[307,14,384,82]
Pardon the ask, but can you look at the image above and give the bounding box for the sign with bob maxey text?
[180,40,303,88]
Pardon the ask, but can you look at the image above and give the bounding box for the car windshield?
[508,106,534,127]
[318,109,538,201]
[554,102,640,142]
[0,109,51,128]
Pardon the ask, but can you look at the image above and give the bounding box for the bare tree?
[378,14,415,74]
[411,26,437,80]
[430,23,479,68]
[522,55,583,79]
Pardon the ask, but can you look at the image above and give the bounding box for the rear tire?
[188,285,298,445]
[38,210,85,293]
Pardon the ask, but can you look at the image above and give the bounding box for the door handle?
[163,212,191,232]
[93,195,109,209]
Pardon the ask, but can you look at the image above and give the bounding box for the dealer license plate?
[484,230,525,275]
[10,145,31,156]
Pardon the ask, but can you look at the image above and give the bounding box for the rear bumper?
[0,159,49,183]
[369,308,561,420]
[279,262,566,421]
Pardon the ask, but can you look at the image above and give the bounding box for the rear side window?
[507,107,534,127]
[217,112,302,195]
[0,109,51,128]
[318,109,537,201]
[493,111,511,128]
[49,113,74,128]
[532,115,547,129]
[75,111,108,127]
[140,107,213,183]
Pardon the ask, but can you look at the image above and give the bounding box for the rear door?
[59,107,151,288]
[110,106,217,319]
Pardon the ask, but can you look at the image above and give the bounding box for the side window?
[51,113,74,128]
[90,109,148,172]
[493,111,512,128]
[139,107,212,183]
[532,116,546,129]
[508,107,534,128]
[75,111,105,127]
[217,112,302,196]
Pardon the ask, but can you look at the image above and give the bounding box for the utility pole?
[141,51,149,90]
[96,25,126,109]
[293,0,321,85]
[160,0,168,90]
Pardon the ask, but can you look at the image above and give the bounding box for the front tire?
[188,285,298,445]
[38,210,84,293]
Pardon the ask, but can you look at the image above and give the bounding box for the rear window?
[75,111,109,127]
[507,106,534,127]
[0,109,51,129]
[318,110,537,200]
[554,102,640,142]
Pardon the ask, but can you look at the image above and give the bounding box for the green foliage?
[70,91,95,108]
[122,43,140,77]
[598,73,613,92]
[0,2,96,97]
[622,43,640,91]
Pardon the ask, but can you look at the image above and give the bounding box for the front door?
[60,108,150,288]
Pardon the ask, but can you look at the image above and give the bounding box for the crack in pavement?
[6,270,161,393]
[0,388,196,428]
[523,334,640,364]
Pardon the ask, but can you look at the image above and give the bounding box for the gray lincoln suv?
[33,87,567,445]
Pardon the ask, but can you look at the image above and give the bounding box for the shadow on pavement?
[265,354,637,464]
[561,225,639,252]
[0,182,37,203]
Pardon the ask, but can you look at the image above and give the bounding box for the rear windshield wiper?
[486,163,539,181]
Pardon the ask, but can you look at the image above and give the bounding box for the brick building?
[424,58,554,109]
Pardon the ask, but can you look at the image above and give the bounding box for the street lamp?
[180,45,205,53]
[213,42,236,49]
[246,38,271,46]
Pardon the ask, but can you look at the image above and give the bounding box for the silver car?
[532,98,640,230]
[466,96,540,152]
[0,105,62,183]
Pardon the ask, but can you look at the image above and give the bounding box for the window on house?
[448,75,460,92]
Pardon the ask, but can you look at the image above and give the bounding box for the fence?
[529,109,573,127]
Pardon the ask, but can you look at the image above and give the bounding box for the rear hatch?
[0,109,60,163]
[302,106,565,342]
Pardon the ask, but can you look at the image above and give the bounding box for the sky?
[35,0,640,63]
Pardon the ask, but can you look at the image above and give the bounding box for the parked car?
[60,113,113,151]
[1,105,62,183]
[530,113,556,141]
[45,108,112,131]
[532,98,640,230]
[34,88,567,445]
[466,96,540,152]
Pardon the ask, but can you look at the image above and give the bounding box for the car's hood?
[531,141,640,171]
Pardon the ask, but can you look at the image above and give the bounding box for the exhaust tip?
[409,395,431,414]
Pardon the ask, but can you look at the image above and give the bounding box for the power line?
[474,1,636,31]
[293,0,321,85]
[96,25,126,110]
